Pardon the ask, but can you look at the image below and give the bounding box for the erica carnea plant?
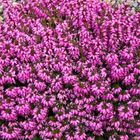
[0,0,139,140]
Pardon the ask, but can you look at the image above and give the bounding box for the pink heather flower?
[0,76,15,85]
[0,0,139,139]
[89,73,100,83]
[5,88,18,98]
[17,70,30,83]
[97,102,113,114]
[20,121,36,131]
[105,93,114,100]
[0,126,21,140]
[124,75,136,86]
[118,91,131,101]
[106,53,119,66]
[114,121,120,130]
[34,81,46,92]
[74,133,86,140]
[112,87,122,94]
[33,108,47,122]
[15,104,31,115]
[118,106,134,120]
[120,135,129,140]
[1,108,17,121]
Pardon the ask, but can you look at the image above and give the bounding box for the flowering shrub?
[0,0,140,140]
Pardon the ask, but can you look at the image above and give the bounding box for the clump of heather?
[0,0,139,139]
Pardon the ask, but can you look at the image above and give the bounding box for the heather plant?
[0,0,140,140]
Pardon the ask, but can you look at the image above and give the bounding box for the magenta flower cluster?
[0,0,140,140]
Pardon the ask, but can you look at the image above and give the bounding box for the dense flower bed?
[0,0,140,139]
